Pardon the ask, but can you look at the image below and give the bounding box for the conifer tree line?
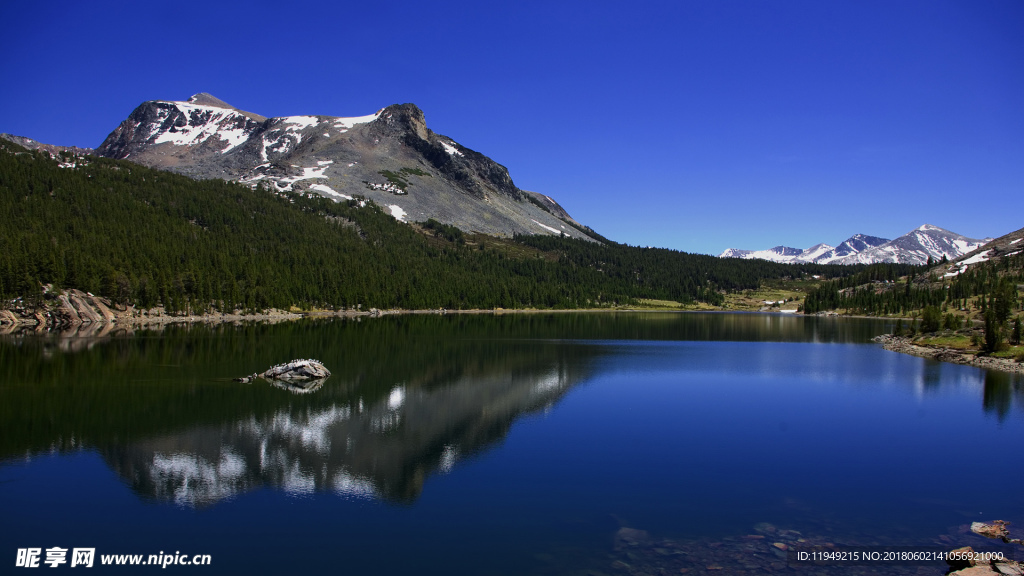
[802,255,1019,323]
[0,141,877,313]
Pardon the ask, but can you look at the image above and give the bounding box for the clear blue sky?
[1,0,1021,255]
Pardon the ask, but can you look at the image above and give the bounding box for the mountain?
[719,234,889,264]
[838,225,990,265]
[810,234,891,264]
[91,93,593,240]
[718,245,806,263]
[719,225,989,265]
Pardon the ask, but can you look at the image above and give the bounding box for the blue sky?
[1,0,1021,255]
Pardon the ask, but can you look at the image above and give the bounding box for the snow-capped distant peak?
[793,243,834,263]
[718,245,805,263]
[834,225,986,265]
[718,248,753,259]
[717,225,986,266]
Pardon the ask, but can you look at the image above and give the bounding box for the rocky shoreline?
[873,334,1024,375]
[1,288,642,335]
[0,288,409,334]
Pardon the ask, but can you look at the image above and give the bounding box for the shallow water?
[2,313,1022,574]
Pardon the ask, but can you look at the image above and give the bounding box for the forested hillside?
[803,255,1023,355]
[803,259,1022,319]
[0,141,873,313]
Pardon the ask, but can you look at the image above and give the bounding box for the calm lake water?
[2,312,1022,574]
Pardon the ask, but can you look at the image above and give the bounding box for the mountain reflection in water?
[1,315,606,506]
[102,357,589,506]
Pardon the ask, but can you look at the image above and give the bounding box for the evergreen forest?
[0,141,880,313]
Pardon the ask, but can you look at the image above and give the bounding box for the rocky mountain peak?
[95,96,266,163]
[376,103,429,140]
[186,93,235,109]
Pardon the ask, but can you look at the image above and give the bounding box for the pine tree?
[921,305,941,333]
[983,310,1002,354]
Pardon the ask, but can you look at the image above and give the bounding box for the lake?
[2,312,1022,574]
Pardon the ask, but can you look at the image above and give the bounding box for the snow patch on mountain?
[244,164,334,192]
[440,140,464,157]
[282,116,321,129]
[532,219,560,234]
[961,250,994,266]
[388,205,408,222]
[308,184,352,201]
[261,131,299,160]
[944,250,995,277]
[149,101,253,153]
[333,112,381,131]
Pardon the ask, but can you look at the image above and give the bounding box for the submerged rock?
[614,527,650,549]
[972,521,1010,541]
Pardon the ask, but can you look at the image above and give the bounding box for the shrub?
[942,313,962,331]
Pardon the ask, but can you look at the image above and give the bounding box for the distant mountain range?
[719,224,991,266]
[3,93,595,241]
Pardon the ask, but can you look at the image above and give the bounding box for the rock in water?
[235,359,330,383]
[261,359,331,380]
[614,527,650,549]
